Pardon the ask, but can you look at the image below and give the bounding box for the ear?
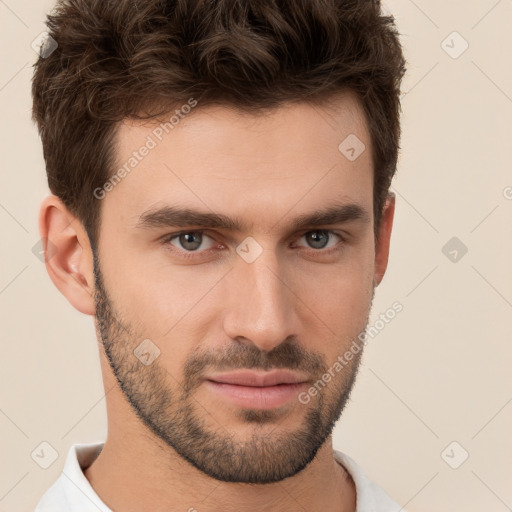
[38,195,96,315]
[373,192,395,287]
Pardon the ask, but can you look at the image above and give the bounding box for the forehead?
[104,92,373,231]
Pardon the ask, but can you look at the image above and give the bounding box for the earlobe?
[38,195,96,316]
[373,192,395,287]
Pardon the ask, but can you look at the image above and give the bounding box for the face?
[93,92,381,484]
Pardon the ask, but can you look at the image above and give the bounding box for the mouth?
[204,370,310,410]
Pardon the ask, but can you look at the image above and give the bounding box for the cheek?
[297,246,375,347]
[101,249,223,369]
[100,239,197,322]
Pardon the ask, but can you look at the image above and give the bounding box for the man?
[31,0,406,510]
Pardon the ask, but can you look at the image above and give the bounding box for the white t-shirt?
[34,442,405,512]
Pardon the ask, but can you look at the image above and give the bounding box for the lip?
[204,370,310,410]
[206,369,310,387]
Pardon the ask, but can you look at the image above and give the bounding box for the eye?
[163,231,217,254]
[295,230,344,252]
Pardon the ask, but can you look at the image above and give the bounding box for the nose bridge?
[222,242,298,352]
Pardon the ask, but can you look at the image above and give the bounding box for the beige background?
[1,1,511,511]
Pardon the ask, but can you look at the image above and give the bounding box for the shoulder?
[33,442,109,512]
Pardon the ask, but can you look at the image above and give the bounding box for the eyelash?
[160,230,346,260]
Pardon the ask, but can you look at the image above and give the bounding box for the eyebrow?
[136,202,371,233]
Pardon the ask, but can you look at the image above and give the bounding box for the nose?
[221,245,300,353]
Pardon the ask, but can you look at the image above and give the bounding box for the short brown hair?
[32,0,406,248]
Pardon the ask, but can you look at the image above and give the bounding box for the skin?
[39,90,395,512]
